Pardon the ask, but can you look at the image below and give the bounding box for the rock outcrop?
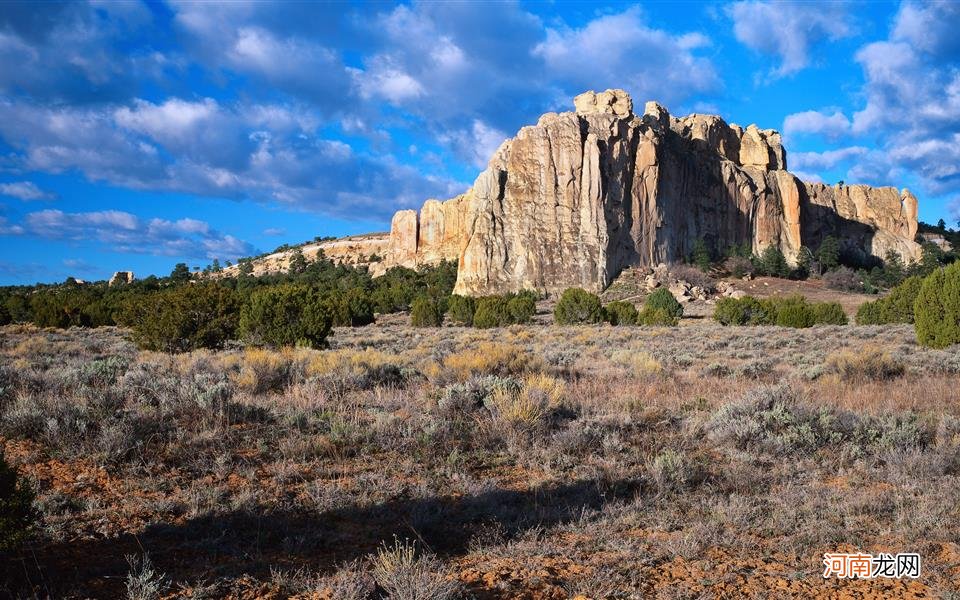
[235,90,921,294]
[109,271,134,286]
[447,90,919,295]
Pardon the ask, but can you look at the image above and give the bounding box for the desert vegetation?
[3,235,960,598]
[2,312,960,598]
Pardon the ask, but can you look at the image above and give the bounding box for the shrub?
[442,342,539,380]
[473,296,511,328]
[410,296,443,327]
[882,276,923,322]
[857,276,923,325]
[644,288,683,323]
[0,449,36,552]
[0,304,10,326]
[554,288,604,325]
[856,299,885,325]
[446,295,476,326]
[826,347,905,382]
[610,350,663,377]
[647,449,702,493]
[715,295,843,328]
[325,288,375,327]
[915,261,960,348]
[723,256,754,278]
[713,296,766,326]
[506,294,536,324]
[757,246,789,278]
[121,284,240,352]
[708,386,840,455]
[125,554,168,600]
[371,538,459,600]
[638,307,677,326]
[486,373,564,431]
[774,297,815,328]
[812,302,848,325]
[691,239,712,272]
[240,285,332,348]
[605,301,639,326]
[823,266,863,292]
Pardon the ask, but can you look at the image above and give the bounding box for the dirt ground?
[2,308,959,598]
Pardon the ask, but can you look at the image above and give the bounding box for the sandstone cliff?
[235,90,921,294]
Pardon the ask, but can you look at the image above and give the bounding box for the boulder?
[109,271,134,286]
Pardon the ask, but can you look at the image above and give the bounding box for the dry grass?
[1,321,959,599]
[441,341,542,381]
[825,345,906,382]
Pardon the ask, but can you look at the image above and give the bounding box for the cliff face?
[450,90,919,295]
[263,90,920,294]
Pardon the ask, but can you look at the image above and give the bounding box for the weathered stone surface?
[229,89,921,293]
[574,89,633,118]
[739,125,786,170]
[109,271,134,286]
[800,183,921,263]
[447,91,918,295]
[388,210,418,268]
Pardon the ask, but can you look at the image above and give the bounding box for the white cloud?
[353,57,425,103]
[438,120,508,168]
[0,216,25,236]
[791,147,868,170]
[782,110,851,139]
[790,170,824,184]
[843,1,960,200]
[169,4,352,112]
[0,181,55,201]
[0,98,463,220]
[62,258,97,273]
[728,1,853,76]
[15,209,256,260]
[533,7,718,105]
[115,98,219,143]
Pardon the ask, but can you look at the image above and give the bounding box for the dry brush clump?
[2,322,960,598]
[824,346,906,382]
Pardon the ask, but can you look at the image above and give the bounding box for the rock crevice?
[327,90,921,295]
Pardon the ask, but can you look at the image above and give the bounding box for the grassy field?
[2,311,960,598]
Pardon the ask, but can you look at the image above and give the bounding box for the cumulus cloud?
[0,1,158,103]
[789,170,825,184]
[533,7,717,106]
[0,180,55,200]
[170,2,353,113]
[782,110,851,139]
[437,120,508,168]
[62,258,97,273]
[0,1,722,227]
[14,209,256,260]
[728,1,853,76]
[350,2,546,133]
[791,147,869,170]
[0,98,464,219]
[845,1,960,198]
[0,216,24,235]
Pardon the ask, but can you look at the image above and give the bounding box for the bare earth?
[2,308,959,598]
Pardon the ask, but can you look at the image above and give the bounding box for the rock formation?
[237,90,921,295]
[447,90,918,295]
[109,271,134,286]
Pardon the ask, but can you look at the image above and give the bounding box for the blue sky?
[0,1,958,285]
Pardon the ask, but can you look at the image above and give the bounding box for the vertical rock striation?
[331,90,919,295]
